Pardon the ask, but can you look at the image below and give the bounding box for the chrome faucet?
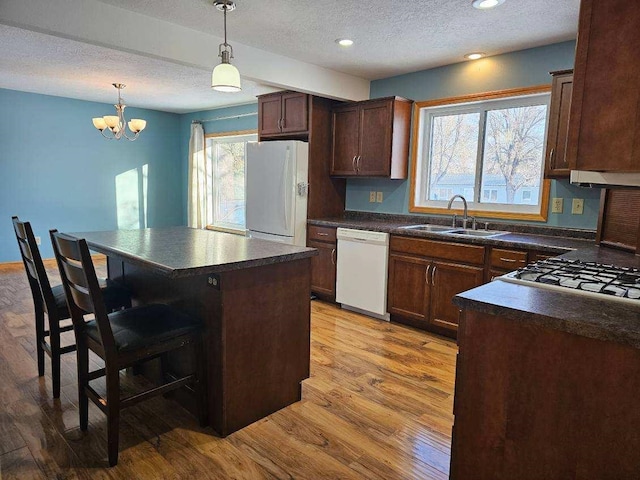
[447,195,472,229]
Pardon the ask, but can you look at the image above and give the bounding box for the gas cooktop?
[498,257,640,305]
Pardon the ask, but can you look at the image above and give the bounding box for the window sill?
[408,205,548,222]
[205,225,247,236]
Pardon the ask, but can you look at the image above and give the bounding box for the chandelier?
[92,83,147,141]
[211,0,241,92]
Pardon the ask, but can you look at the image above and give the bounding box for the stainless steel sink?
[399,224,457,233]
[449,229,510,238]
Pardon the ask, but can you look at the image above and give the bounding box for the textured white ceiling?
[0,0,580,113]
[97,0,580,79]
[0,25,279,113]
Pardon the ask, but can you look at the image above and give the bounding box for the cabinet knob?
[352,156,357,172]
[356,156,361,173]
[431,265,437,286]
[425,265,431,284]
[331,248,336,265]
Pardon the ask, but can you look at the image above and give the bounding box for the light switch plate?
[551,197,563,213]
[369,191,376,203]
[572,198,584,215]
[376,191,383,203]
[35,236,41,245]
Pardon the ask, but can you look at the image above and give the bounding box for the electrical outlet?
[35,236,41,245]
[572,198,584,215]
[369,191,376,203]
[551,197,563,214]
[376,191,383,203]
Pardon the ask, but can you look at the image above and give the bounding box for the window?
[205,132,257,231]
[411,88,551,220]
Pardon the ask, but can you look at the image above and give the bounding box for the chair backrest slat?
[50,230,116,353]
[12,216,57,315]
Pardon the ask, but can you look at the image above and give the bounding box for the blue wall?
[178,103,258,223]
[349,41,601,230]
[0,88,183,262]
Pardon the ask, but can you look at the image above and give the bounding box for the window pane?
[480,105,547,205]
[427,113,480,201]
[213,141,246,228]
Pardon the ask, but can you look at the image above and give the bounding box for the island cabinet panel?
[388,235,485,336]
[330,97,412,179]
[566,0,640,172]
[114,256,311,437]
[308,225,337,300]
[451,309,640,480]
[544,70,573,178]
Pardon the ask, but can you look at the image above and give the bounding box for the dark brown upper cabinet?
[330,97,412,179]
[566,0,640,172]
[544,70,574,178]
[258,91,309,139]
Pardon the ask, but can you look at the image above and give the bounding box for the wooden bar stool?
[11,217,132,398]
[50,230,207,467]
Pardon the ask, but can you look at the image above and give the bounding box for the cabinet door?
[331,106,360,176]
[567,0,640,172]
[281,92,309,134]
[259,95,283,136]
[387,253,430,325]
[429,261,484,332]
[358,100,393,176]
[544,71,573,178]
[308,240,336,298]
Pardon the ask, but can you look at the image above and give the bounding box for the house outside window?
[410,87,551,221]
[205,132,257,231]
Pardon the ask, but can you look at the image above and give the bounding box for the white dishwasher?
[335,228,390,321]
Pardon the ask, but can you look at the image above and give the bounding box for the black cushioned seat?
[12,217,132,400]
[51,231,206,467]
[52,279,131,316]
[85,304,201,352]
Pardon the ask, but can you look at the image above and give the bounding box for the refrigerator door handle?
[282,147,292,229]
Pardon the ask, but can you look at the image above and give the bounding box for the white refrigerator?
[246,141,309,246]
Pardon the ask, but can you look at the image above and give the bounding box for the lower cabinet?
[308,240,336,298]
[430,261,484,331]
[387,254,430,324]
[308,226,337,301]
[388,236,485,335]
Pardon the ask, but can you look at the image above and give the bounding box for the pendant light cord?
[223,2,228,47]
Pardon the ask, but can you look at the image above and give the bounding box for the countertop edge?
[453,281,640,350]
[308,218,593,253]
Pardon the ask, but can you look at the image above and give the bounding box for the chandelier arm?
[122,130,140,141]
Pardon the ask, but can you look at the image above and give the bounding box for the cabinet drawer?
[390,236,485,266]
[490,248,527,270]
[308,225,337,243]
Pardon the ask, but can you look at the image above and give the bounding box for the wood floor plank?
[0,446,45,480]
[0,261,457,479]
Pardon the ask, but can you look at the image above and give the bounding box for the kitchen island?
[449,246,640,479]
[71,227,317,436]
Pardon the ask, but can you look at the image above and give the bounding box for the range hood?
[570,170,640,188]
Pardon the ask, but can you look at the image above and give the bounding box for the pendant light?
[92,83,146,141]
[211,0,241,93]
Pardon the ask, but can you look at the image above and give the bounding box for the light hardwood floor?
[0,260,457,479]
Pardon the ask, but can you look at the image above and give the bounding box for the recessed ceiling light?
[472,0,505,9]
[336,39,354,47]
[465,52,486,60]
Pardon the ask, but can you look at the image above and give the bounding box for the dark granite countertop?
[70,227,317,278]
[453,278,640,349]
[309,213,594,254]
